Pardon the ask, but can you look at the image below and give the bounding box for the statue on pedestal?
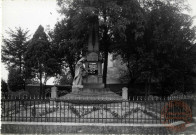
[72,57,86,90]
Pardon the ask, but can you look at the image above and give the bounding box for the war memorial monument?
[61,16,123,102]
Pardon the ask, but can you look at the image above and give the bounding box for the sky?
[1,0,196,83]
[1,0,60,35]
[1,0,61,83]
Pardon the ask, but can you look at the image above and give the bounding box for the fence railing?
[1,95,195,123]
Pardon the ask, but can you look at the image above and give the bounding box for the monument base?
[72,85,83,92]
[59,87,123,104]
[83,83,104,89]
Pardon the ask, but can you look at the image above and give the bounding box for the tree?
[142,0,196,94]
[57,0,144,85]
[59,71,73,85]
[51,19,87,78]
[56,0,195,95]
[113,0,196,95]
[2,27,29,74]
[7,67,25,92]
[1,79,8,93]
[25,25,60,96]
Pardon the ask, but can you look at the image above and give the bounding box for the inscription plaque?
[88,63,98,75]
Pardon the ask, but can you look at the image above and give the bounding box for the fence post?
[51,86,58,107]
[51,86,58,99]
[122,87,128,100]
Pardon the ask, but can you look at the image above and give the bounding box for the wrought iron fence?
[1,95,195,123]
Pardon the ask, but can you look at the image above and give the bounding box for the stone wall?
[25,84,126,97]
[2,123,169,134]
[25,85,72,96]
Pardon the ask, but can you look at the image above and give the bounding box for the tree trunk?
[102,9,109,86]
[127,56,132,79]
[69,64,75,79]
[43,74,49,98]
[23,66,26,91]
[19,56,22,74]
[103,47,108,85]
[39,70,42,98]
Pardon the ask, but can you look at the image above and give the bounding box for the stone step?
[59,88,123,104]
[81,88,110,93]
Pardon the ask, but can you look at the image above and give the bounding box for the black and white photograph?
[1,0,196,134]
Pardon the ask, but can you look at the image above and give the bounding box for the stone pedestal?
[72,85,83,92]
[51,86,57,99]
[82,21,104,89]
[59,88,123,103]
[122,87,128,100]
[83,51,104,88]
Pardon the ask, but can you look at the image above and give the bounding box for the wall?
[25,85,72,96]
[2,123,169,134]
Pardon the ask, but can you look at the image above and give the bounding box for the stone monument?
[82,17,104,89]
[59,15,123,102]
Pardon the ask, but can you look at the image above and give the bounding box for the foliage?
[169,90,185,97]
[51,19,86,78]
[144,0,196,92]
[111,55,130,83]
[56,0,144,84]
[2,0,195,96]
[25,25,61,95]
[2,27,29,74]
[59,72,73,85]
[7,67,25,92]
[113,0,196,94]
[1,79,8,93]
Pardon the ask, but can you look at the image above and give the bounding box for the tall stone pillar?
[83,16,104,89]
